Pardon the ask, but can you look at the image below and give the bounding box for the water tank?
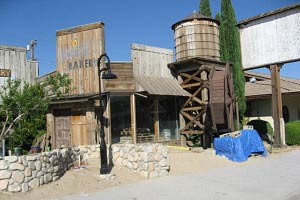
[171,13,220,61]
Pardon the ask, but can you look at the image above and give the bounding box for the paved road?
[53,150,300,200]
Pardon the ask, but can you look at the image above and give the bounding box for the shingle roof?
[245,71,300,98]
[171,12,220,30]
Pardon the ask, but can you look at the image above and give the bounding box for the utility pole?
[27,40,37,60]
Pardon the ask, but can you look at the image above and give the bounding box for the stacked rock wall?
[0,147,83,193]
[0,143,170,193]
[112,143,170,178]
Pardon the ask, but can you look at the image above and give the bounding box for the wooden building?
[47,22,189,148]
[0,45,38,85]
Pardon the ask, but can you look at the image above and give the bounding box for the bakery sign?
[0,69,11,77]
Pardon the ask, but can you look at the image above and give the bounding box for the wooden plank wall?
[104,62,135,93]
[239,7,300,69]
[131,43,174,78]
[0,45,38,86]
[56,22,105,95]
[173,20,220,61]
[211,70,225,124]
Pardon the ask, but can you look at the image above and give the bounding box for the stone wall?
[0,147,83,193]
[0,143,170,193]
[112,143,170,178]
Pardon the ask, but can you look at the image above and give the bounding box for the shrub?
[247,120,273,142]
[285,121,300,145]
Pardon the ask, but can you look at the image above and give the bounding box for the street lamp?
[97,53,117,174]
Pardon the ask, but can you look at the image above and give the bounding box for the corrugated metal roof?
[135,77,191,97]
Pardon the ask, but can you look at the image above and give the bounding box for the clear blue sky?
[0,0,299,77]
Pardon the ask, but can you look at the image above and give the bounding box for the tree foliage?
[199,0,212,17]
[0,73,71,151]
[219,0,246,117]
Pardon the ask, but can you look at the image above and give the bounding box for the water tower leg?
[270,64,285,146]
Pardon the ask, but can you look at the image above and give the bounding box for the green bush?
[285,121,300,145]
[247,120,273,141]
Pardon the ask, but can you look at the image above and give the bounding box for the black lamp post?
[97,53,117,174]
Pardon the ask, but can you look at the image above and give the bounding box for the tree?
[0,73,71,151]
[199,0,212,17]
[219,0,246,118]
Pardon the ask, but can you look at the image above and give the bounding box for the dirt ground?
[1,145,299,200]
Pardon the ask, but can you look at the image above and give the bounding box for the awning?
[135,77,191,97]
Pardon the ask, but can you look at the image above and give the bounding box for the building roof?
[135,77,191,97]
[245,71,300,99]
[171,12,220,30]
[238,3,300,27]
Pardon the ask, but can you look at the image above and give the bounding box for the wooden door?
[54,109,71,148]
[71,111,87,146]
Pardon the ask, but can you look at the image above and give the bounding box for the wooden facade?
[56,22,105,95]
[48,22,188,148]
[0,45,38,86]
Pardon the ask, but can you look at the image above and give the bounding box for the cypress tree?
[199,0,212,17]
[219,0,246,117]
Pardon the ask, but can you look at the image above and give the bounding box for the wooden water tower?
[169,13,234,148]
[172,12,220,61]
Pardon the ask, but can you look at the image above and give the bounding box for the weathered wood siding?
[131,43,174,78]
[239,6,300,69]
[211,70,225,125]
[0,45,38,86]
[104,62,135,93]
[173,20,220,61]
[56,22,105,95]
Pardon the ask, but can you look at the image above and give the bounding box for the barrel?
[14,147,22,156]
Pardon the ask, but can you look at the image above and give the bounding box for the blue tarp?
[214,129,267,162]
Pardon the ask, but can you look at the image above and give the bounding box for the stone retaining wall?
[0,143,170,193]
[112,143,170,178]
[0,147,83,193]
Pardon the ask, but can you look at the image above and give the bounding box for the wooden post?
[154,97,160,142]
[270,64,284,146]
[130,94,137,144]
[236,100,240,130]
[46,112,55,149]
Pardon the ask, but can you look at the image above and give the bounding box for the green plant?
[218,0,246,117]
[285,121,300,145]
[199,0,212,17]
[0,74,71,153]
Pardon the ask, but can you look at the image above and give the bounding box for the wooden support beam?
[270,64,285,146]
[181,82,202,89]
[130,94,137,144]
[154,97,160,142]
[181,69,202,85]
[181,130,204,135]
[181,106,203,112]
[181,111,204,129]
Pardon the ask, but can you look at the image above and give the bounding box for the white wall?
[248,94,300,128]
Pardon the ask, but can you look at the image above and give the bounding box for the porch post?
[270,64,285,146]
[130,94,137,144]
[154,96,160,142]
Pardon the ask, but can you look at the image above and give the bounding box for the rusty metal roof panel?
[135,77,191,97]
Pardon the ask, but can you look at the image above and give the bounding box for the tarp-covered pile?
[214,129,267,162]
